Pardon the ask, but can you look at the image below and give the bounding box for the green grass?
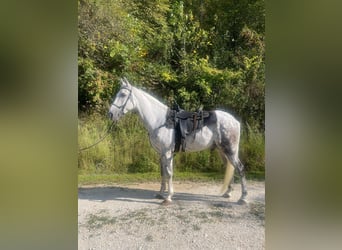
[79,172,160,185]
[86,214,117,229]
[246,171,265,180]
[78,171,264,186]
[78,172,221,185]
[240,123,265,174]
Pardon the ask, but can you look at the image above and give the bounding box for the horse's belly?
[184,128,215,152]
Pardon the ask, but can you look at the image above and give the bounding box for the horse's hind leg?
[226,155,247,204]
[220,147,248,204]
[223,170,234,198]
[234,158,248,204]
[219,151,234,198]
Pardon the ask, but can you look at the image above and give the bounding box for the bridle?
[111,85,133,115]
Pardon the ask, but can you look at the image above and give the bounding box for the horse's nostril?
[108,112,113,119]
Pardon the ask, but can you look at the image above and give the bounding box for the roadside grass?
[78,171,264,186]
[86,214,117,229]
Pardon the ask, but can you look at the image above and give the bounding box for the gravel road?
[78,181,265,250]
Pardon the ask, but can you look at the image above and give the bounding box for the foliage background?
[78,0,265,178]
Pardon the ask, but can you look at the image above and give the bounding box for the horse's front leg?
[156,157,166,199]
[161,151,174,205]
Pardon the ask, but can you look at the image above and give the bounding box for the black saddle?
[167,105,216,152]
[176,110,210,136]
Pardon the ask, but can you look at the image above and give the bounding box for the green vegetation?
[78,172,226,186]
[78,0,265,181]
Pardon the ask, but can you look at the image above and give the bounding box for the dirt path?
[78,181,265,250]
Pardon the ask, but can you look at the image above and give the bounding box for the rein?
[78,121,115,152]
[80,84,132,152]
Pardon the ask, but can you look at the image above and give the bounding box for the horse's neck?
[133,87,168,132]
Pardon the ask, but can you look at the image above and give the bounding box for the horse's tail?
[220,160,235,195]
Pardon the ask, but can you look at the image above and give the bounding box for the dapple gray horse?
[109,78,247,205]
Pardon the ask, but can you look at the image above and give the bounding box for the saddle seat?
[176,110,210,120]
[176,110,210,139]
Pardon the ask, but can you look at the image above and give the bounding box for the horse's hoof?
[237,199,248,205]
[161,199,172,206]
[155,193,164,200]
[222,193,231,198]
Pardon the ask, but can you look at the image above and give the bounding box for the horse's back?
[214,110,240,127]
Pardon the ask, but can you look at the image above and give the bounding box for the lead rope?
[78,121,115,152]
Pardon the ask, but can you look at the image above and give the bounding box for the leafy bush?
[78,0,265,131]
[128,155,158,173]
[78,57,117,112]
[174,150,222,173]
[240,124,265,175]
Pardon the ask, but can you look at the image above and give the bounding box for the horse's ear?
[120,78,127,86]
[123,77,131,87]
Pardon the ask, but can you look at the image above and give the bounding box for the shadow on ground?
[78,186,238,206]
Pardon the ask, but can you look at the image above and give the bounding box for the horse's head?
[108,78,135,121]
